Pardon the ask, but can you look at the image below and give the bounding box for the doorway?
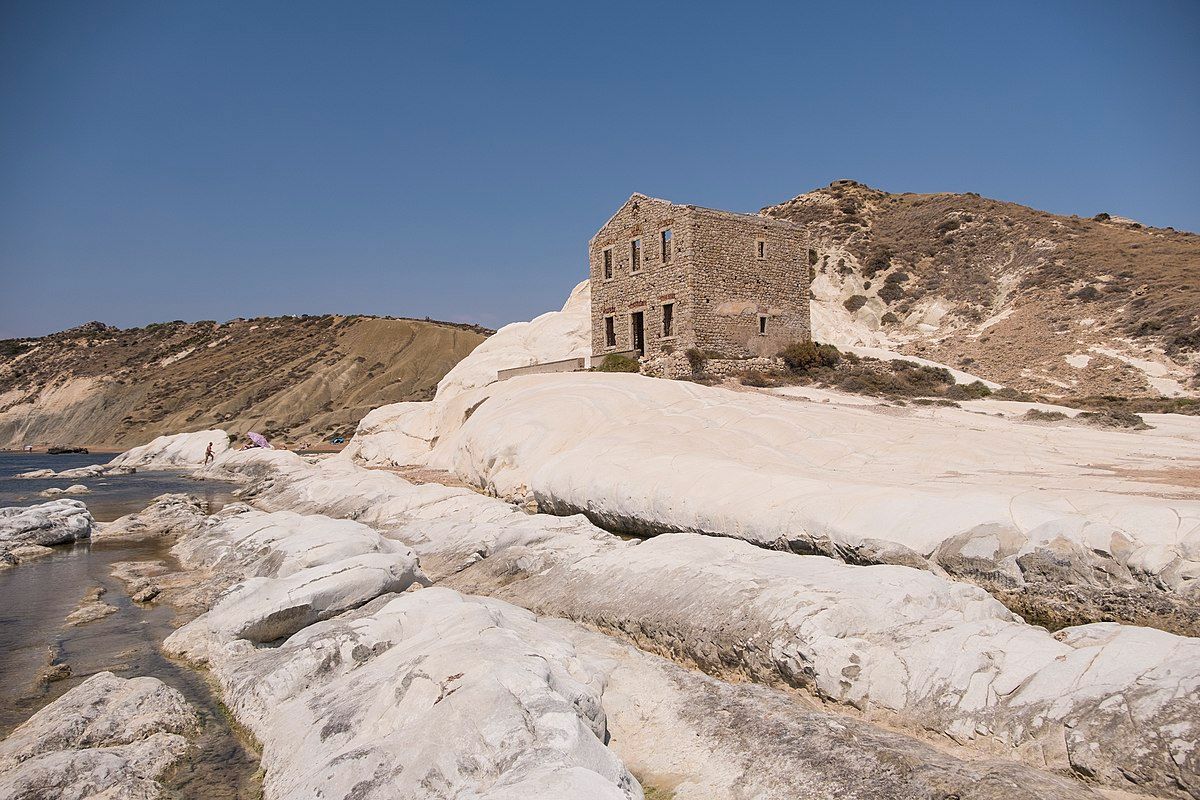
[630,311,645,355]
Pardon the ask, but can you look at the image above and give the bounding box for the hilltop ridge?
[0,314,489,449]
[764,181,1199,398]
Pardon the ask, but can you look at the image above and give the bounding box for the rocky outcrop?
[167,553,428,657]
[0,672,196,800]
[94,493,209,543]
[344,372,1200,605]
[172,587,639,799]
[16,464,135,480]
[1,499,93,565]
[40,484,90,497]
[107,429,231,470]
[64,586,118,626]
[431,278,590,402]
[557,622,1104,800]
[210,450,1200,798]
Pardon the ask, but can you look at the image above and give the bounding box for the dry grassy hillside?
[0,315,489,449]
[765,181,1200,399]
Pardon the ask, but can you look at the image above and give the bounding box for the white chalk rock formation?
[1,499,93,563]
[432,279,590,401]
[176,585,638,799]
[107,429,230,470]
[213,453,1200,796]
[0,672,196,800]
[349,372,1200,595]
[94,493,210,543]
[16,464,135,480]
[39,484,90,497]
[553,621,1104,800]
[168,552,428,657]
[174,506,415,580]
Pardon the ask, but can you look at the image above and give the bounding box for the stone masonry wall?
[589,195,696,359]
[688,208,811,357]
[590,194,812,362]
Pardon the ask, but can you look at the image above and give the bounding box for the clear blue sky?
[2,1,1197,338]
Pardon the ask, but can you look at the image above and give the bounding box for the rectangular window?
[603,248,612,280]
[756,239,766,259]
[631,239,642,273]
[605,316,616,347]
[662,303,674,337]
[661,229,672,263]
[759,315,768,335]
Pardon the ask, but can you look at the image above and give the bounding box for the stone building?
[589,193,811,361]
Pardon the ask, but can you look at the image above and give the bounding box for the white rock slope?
[183,446,1200,797]
[178,587,639,799]
[1,499,93,564]
[348,372,1200,596]
[0,672,196,800]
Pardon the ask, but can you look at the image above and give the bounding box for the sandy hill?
[0,315,489,449]
[764,180,1200,399]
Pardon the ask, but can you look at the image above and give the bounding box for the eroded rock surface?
[16,464,135,480]
[107,429,231,470]
[95,493,209,543]
[170,586,639,799]
[556,622,1104,800]
[0,672,196,800]
[112,431,1200,797]
[1,499,93,565]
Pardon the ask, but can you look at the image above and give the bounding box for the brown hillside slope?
[764,181,1200,398]
[0,315,489,449]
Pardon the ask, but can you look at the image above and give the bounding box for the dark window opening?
[759,315,768,335]
[661,229,672,262]
[605,316,616,347]
[662,303,674,337]
[756,239,765,259]
[631,311,645,354]
[631,239,642,272]
[603,248,612,280]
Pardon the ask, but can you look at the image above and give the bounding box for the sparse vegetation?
[780,341,841,373]
[945,380,992,400]
[596,354,640,373]
[1023,409,1069,422]
[684,348,707,373]
[843,295,868,313]
[1077,409,1150,429]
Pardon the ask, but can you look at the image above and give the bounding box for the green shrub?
[684,348,707,373]
[596,354,640,373]
[945,380,992,400]
[843,295,868,313]
[780,341,841,373]
[739,369,783,387]
[863,248,892,278]
[881,312,900,325]
[992,386,1032,401]
[1078,410,1150,430]
[1093,212,1111,222]
[878,282,904,304]
[1023,408,1069,422]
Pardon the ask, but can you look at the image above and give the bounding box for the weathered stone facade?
[589,194,811,361]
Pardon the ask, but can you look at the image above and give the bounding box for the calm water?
[0,454,258,797]
[0,452,235,522]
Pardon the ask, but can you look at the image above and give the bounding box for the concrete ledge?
[497,357,586,381]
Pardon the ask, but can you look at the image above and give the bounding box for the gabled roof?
[590,193,803,245]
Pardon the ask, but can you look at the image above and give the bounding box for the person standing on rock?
[203,442,214,465]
